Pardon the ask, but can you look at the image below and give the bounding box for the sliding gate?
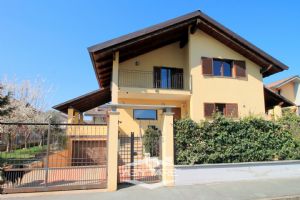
[0,123,107,193]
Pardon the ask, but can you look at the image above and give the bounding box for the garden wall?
[175,160,300,186]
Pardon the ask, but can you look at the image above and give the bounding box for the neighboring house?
[84,107,108,124]
[267,75,300,115]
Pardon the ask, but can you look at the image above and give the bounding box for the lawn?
[0,145,47,160]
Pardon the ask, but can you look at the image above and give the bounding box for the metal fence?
[118,132,162,184]
[119,69,191,90]
[0,122,108,193]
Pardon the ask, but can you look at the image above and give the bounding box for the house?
[54,10,293,125]
[52,10,295,191]
[83,107,108,124]
[267,75,300,115]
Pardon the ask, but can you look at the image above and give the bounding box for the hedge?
[174,115,300,165]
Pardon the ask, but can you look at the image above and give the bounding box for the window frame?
[212,58,233,77]
[204,103,238,118]
[133,109,158,120]
[202,57,247,79]
[153,66,184,89]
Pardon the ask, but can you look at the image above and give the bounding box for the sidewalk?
[2,178,300,200]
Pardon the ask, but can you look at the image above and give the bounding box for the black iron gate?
[0,122,108,193]
[118,132,162,184]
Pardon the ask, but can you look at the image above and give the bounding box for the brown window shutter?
[225,103,238,118]
[234,60,246,77]
[202,57,213,75]
[204,103,215,117]
[153,67,161,88]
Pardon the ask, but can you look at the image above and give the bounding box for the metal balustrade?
[119,69,191,91]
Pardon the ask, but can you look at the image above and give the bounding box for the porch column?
[111,51,119,103]
[273,105,282,120]
[67,108,75,123]
[161,108,174,186]
[107,107,119,191]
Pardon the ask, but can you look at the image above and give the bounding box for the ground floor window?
[204,103,238,118]
[133,109,157,120]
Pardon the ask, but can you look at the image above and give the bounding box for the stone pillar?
[111,51,119,103]
[273,105,282,120]
[67,108,75,124]
[107,107,119,191]
[161,108,174,186]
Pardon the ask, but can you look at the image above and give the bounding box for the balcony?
[119,69,191,90]
[118,69,191,100]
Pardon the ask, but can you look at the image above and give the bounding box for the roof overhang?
[264,86,295,111]
[88,10,288,88]
[270,75,300,89]
[52,88,111,114]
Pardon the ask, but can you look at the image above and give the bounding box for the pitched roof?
[264,86,295,110]
[267,75,300,89]
[89,10,288,88]
[52,88,111,114]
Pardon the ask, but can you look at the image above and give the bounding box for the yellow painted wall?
[188,30,265,121]
[119,42,190,89]
[118,98,188,136]
[66,125,107,136]
[115,29,266,122]
[279,82,296,103]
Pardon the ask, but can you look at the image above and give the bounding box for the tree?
[0,77,52,151]
[143,127,161,157]
[0,85,14,117]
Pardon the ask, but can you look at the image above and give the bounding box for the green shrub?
[278,111,300,139]
[174,115,300,165]
[143,127,160,157]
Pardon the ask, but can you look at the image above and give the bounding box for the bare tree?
[0,77,52,151]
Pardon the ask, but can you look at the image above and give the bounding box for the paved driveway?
[2,178,300,200]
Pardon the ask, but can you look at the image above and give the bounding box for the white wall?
[175,161,300,186]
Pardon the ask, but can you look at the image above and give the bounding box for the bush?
[143,127,160,157]
[278,111,300,139]
[174,115,300,165]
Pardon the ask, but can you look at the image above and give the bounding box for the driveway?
[2,178,300,200]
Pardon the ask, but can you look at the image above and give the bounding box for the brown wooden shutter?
[153,67,161,88]
[234,60,246,77]
[204,103,215,117]
[202,57,213,75]
[225,103,238,118]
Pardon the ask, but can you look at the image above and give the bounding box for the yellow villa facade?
[53,10,294,191]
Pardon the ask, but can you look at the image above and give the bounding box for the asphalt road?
[2,178,300,200]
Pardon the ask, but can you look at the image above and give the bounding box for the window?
[153,67,183,89]
[133,109,157,120]
[204,103,238,118]
[213,59,232,77]
[277,89,281,95]
[202,57,246,78]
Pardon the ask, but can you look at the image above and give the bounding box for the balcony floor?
[118,87,191,100]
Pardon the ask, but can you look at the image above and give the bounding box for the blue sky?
[0,0,299,109]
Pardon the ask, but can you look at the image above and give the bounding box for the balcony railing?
[119,69,191,90]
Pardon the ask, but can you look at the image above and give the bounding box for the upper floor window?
[277,89,281,95]
[213,59,232,77]
[153,67,183,89]
[202,57,246,78]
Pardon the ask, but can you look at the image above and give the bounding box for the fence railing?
[119,69,191,90]
[0,122,108,193]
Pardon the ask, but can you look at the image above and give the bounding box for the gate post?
[161,108,174,186]
[107,107,120,191]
